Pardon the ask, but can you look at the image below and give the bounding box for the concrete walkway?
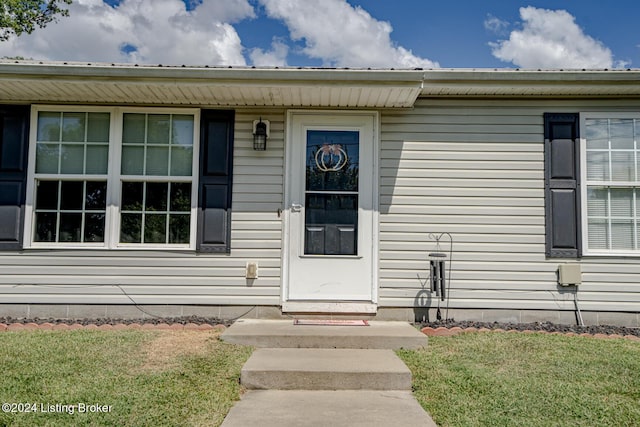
[220,320,437,427]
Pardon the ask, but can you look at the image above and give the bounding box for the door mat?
[293,319,369,326]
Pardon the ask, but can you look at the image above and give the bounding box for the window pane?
[87,113,110,143]
[587,187,608,217]
[121,181,143,211]
[586,151,609,181]
[588,219,608,249]
[144,214,167,243]
[36,181,59,210]
[60,181,84,210]
[610,188,633,217]
[34,212,57,242]
[62,112,85,142]
[37,112,61,142]
[169,214,190,243]
[60,145,84,174]
[85,181,107,210]
[306,130,359,192]
[121,146,144,175]
[145,182,168,211]
[148,115,170,144]
[84,213,105,242]
[610,119,634,149]
[170,183,191,211]
[611,220,634,250]
[146,147,169,175]
[611,151,634,181]
[170,146,192,176]
[59,213,82,242]
[172,115,194,146]
[120,213,142,243]
[123,114,145,144]
[36,144,59,173]
[305,193,358,255]
[86,145,108,174]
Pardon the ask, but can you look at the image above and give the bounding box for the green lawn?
[398,332,640,427]
[0,330,252,427]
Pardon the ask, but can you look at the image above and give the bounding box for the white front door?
[283,111,378,312]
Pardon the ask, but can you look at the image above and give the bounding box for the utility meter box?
[558,263,581,286]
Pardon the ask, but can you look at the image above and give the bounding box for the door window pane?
[304,130,359,255]
[305,194,358,255]
[306,130,359,192]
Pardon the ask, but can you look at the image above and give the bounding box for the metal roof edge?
[420,68,640,96]
[0,61,425,85]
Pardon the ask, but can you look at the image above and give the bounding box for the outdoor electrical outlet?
[246,262,258,279]
[558,263,581,286]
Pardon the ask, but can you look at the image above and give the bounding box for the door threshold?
[282,302,377,314]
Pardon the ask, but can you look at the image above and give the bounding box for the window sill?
[581,251,640,258]
[23,244,195,251]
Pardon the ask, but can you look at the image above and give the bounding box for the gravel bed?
[0,316,233,327]
[2,316,639,338]
[419,320,640,338]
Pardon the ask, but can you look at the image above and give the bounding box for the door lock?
[291,203,303,213]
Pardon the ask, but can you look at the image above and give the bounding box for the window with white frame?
[27,107,198,249]
[583,114,640,253]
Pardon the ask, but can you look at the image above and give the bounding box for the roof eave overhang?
[420,69,640,98]
[0,62,425,108]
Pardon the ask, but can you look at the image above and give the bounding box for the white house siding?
[0,108,286,307]
[378,98,640,315]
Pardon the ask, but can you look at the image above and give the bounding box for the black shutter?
[0,106,29,250]
[197,110,234,253]
[544,113,581,258]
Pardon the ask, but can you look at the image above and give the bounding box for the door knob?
[291,203,303,213]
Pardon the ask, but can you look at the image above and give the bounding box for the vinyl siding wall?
[378,98,640,314]
[3,98,640,316]
[0,108,286,306]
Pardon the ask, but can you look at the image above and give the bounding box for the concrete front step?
[221,390,437,427]
[242,348,412,390]
[221,319,428,349]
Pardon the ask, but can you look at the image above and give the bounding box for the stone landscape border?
[0,322,227,332]
[0,318,638,341]
[420,326,640,341]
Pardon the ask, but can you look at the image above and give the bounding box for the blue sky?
[0,0,637,69]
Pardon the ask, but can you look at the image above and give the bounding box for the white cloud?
[249,38,289,66]
[484,14,509,36]
[258,0,438,68]
[0,0,253,65]
[490,6,615,69]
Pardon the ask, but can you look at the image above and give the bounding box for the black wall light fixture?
[253,118,269,151]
